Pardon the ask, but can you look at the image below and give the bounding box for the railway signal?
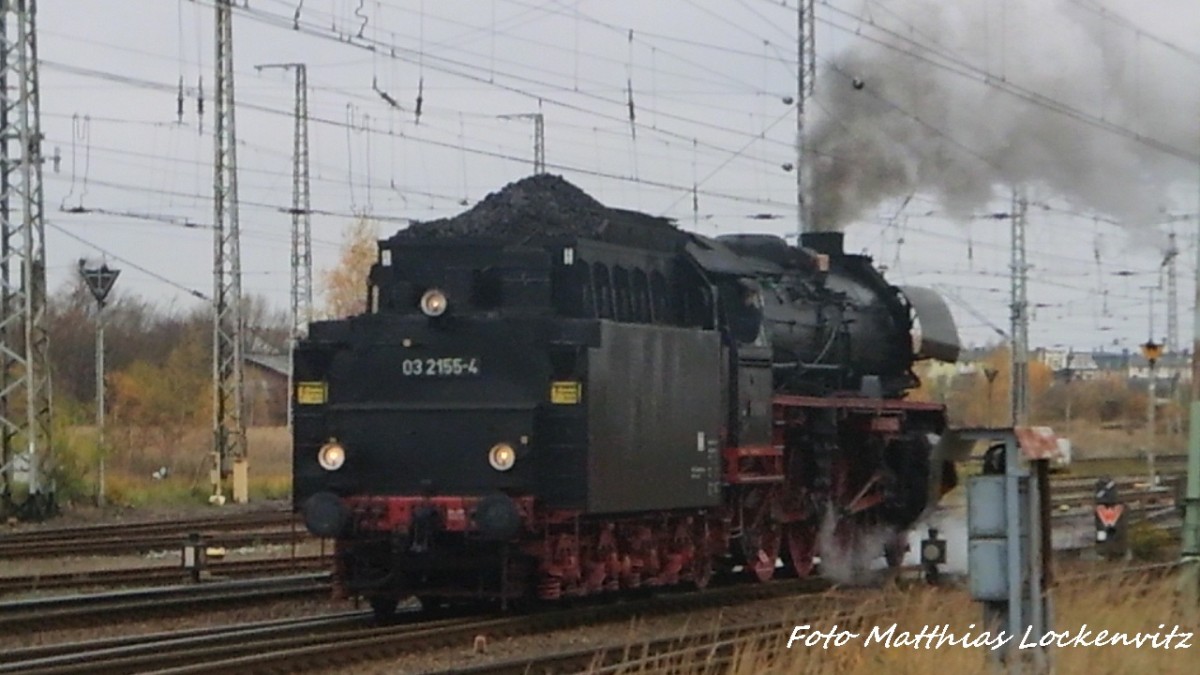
[182,533,208,583]
[1141,340,1162,486]
[78,259,119,507]
[920,527,947,584]
[1093,477,1128,560]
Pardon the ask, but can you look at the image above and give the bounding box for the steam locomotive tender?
[294,183,960,615]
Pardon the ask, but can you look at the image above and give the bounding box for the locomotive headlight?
[488,443,517,472]
[419,288,448,317]
[318,441,346,471]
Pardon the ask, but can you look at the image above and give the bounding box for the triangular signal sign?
[1095,504,1124,528]
[80,264,120,305]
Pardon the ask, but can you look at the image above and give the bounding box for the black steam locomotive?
[293,176,960,615]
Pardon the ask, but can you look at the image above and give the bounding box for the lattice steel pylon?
[1010,190,1029,427]
[796,0,815,235]
[255,62,311,430]
[211,0,246,503]
[1165,231,1179,353]
[0,0,53,519]
[497,112,545,174]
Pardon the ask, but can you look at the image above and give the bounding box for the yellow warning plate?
[296,381,328,405]
[550,381,582,405]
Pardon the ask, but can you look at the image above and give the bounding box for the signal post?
[78,260,119,507]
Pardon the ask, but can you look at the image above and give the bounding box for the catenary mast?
[0,0,53,519]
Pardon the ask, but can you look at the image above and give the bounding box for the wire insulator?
[415,76,424,124]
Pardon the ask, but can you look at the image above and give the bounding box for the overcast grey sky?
[33,0,1200,352]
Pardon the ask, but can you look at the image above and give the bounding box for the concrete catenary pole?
[1182,209,1200,605]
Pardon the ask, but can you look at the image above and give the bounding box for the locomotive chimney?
[800,232,844,257]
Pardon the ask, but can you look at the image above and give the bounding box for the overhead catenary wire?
[39,59,1171,307]
[48,221,210,301]
[187,0,813,170]
[33,1,1199,351]
[41,60,801,210]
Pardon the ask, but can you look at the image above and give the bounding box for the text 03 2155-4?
[401,357,481,377]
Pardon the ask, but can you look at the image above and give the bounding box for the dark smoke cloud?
[807,0,1200,231]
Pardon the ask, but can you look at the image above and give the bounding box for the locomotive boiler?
[293,176,961,616]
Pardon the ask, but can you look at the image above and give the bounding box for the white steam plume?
[816,508,900,586]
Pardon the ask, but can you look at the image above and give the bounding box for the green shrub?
[1128,521,1172,561]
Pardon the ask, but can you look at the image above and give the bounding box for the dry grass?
[1061,423,1186,460]
[598,570,1200,675]
[735,572,1198,675]
[61,425,292,506]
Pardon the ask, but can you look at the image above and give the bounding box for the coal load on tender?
[391,174,685,251]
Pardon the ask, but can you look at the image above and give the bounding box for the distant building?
[1030,346,1190,389]
[1033,348,1102,381]
[1089,350,1131,377]
[245,352,289,426]
[1127,350,1192,389]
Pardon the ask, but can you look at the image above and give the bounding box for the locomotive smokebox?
[800,231,844,257]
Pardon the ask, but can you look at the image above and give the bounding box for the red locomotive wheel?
[745,528,781,582]
[783,522,818,577]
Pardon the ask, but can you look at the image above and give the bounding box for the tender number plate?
[401,357,480,377]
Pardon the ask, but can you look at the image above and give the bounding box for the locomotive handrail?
[772,394,944,411]
[327,402,539,412]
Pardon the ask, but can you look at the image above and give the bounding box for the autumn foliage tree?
[322,217,379,319]
[915,344,1158,441]
[914,344,1053,426]
[108,328,211,475]
[40,274,294,486]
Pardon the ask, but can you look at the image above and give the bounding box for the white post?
[96,308,106,506]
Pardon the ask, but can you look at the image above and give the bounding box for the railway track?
[0,508,309,559]
[438,561,1183,675]
[1050,471,1182,492]
[1065,454,1188,470]
[1047,473,1181,515]
[432,612,861,675]
[0,573,330,635]
[0,611,383,675]
[0,478,1179,673]
[6,577,835,674]
[0,554,329,596]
